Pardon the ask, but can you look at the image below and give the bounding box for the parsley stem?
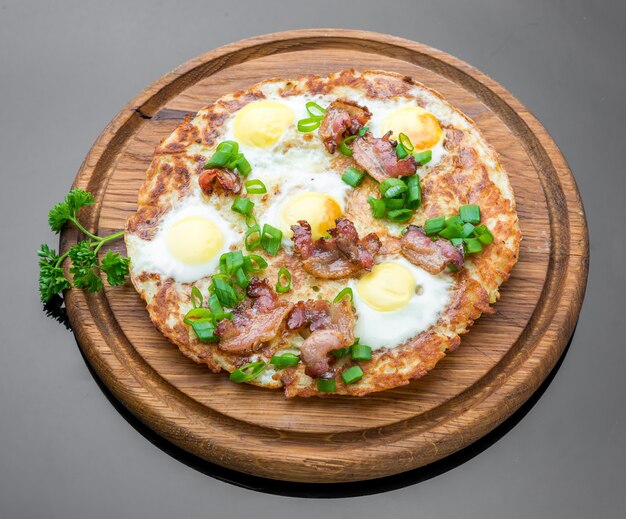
[69,216,102,242]
[54,251,70,268]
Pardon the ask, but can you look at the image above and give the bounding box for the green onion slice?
[261,224,282,256]
[229,361,266,383]
[316,377,337,392]
[339,135,358,157]
[245,224,262,251]
[368,197,386,219]
[207,294,224,315]
[464,237,483,254]
[275,267,291,293]
[351,343,372,361]
[333,287,353,303]
[341,166,365,188]
[332,347,351,358]
[341,365,364,384]
[191,318,219,343]
[270,353,300,369]
[220,250,244,275]
[244,179,267,194]
[231,196,254,216]
[234,267,250,289]
[234,155,252,176]
[387,209,414,222]
[474,224,494,245]
[213,277,239,309]
[461,222,476,238]
[379,178,408,199]
[413,150,432,165]
[405,174,421,209]
[460,204,481,224]
[190,286,203,309]
[297,117,322,133]
[358,126,369,136]
[424,216,446,235]
[398,133,414,152]
[205,140,239,168]
[384,196,406,210]
[439,222,464,240]
[396,143,409,159]
[245,213,257,228]
[183,307,213,326]
[305,101,326,117]
[243,254,268,273]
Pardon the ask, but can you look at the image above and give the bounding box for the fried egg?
[366,101,447,167]
[349,257,453,349]
[130,200,240,283]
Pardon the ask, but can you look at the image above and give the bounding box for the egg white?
[130,200,241,284]
[349,256,454,350]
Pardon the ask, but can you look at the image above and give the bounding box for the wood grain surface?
[61,29,588,482]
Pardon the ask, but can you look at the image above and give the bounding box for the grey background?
[1,0,624,517]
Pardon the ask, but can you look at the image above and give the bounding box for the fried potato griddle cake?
[125,70,521,397]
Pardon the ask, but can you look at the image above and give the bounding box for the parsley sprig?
[38,188,129,302]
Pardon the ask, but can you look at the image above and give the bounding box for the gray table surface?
[1,0,624,517]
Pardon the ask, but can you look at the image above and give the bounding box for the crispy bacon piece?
[351,131,417,182]
[198,168,242,195]
[287,299,356,377]
[400,225,464,274]
[318,99,371,154]
[291,218,381,279]
[216,278,293,353]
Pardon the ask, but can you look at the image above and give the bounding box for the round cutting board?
[62,29,588,483]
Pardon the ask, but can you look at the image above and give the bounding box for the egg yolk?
[166,216,224,264]
[382,105,443,151]
[232,100,295,148]
[356,262,416,312]
[279,192,343,240]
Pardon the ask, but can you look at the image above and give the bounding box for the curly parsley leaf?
[68,242,103,293]
[48,188,95,233]
[100,251,130,286]
[38,244,71,302]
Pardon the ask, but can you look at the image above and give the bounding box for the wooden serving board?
[62,30,588,483]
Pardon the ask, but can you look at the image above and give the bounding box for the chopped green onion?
[368,197,386,219]
[339,135,358,156]
[341,166,365,187]
[387,209,414,222]
[461,222,476,238]
[405,174,421,209]
[213,311,233,321]
[333,287,353,303]
[275,267,291,293]
[231,196,254,216]
[234,154,252,176]
[448,264,459,272]
[234,267,250,289]
[396,143,409,159]
[220,250,244,274]
[190,286,203,309]
[439,223,463,240]
[245,224,261,251]
[332,347,351,358]
[205,141,239,168]
[424,216,446,235]
[270,353,300,369]
[305,101,326,117]
[316,377,337,392]
[213,277,239,308]
[413,150,432,165]
[398,133,414,152]
[183,307,213,326]
[358,126,369,136]
[261,224,282,256]
[474,224,494,245]
[341,365,364,384]
[243,254,268,273]
[379,178,408,199]
[451,238,464,247]
[460,204,481,224]
[191,318,219,343]
[464,237,483,254]
[445,215,462,227]
[297,117,322,132]
[207,294,224,315]
[244,179,267,194]
[384,197,406,210]
[245,213,257,228]
[351,343,372,361]
[229,361,266,383]
[227,152,243,170]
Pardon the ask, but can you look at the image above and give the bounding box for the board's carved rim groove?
[62,29,589,482]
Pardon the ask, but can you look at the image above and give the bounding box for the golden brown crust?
[125,69,521,397]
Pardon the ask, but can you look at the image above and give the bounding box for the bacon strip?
[318,99,371,154]
[287,299,356,377]
[351,131,417,182]
[400,225,464,274]
[291,218,381,279]
[198,168,242,195]
[216,278,293,353]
